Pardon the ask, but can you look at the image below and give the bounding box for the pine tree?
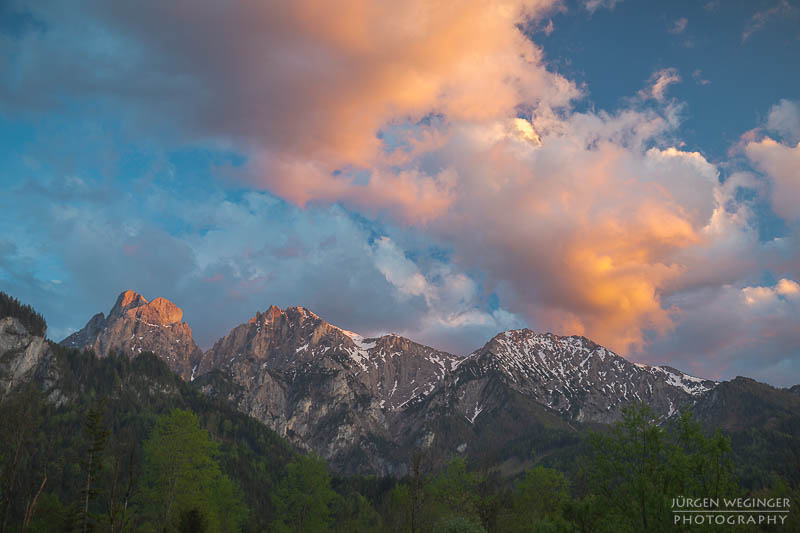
[80,399,109,533]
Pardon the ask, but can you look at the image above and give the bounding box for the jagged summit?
[109,289,148,318]
[197,303,458,383]
[104,290,184,326]
[60,290,202,380]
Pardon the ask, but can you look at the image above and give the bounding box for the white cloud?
[642,278,800,386]
[766,99,800,144]
[372,236,524,348]
[746,137,800,222]
[584,0,622,13]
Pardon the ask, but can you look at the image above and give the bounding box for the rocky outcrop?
[60,290,203,380]
[0,317,60,400]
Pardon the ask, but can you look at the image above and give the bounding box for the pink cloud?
[23,1,794,373]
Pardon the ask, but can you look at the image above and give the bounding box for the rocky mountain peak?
[109,290,148,319]
[107,290,184,326]
[249,304,284,324]
[454,326,717,423]
[60,290,202,380]
[146,297,183,324]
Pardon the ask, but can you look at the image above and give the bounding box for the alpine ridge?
[54,292,730,474]
[446,329,715,424]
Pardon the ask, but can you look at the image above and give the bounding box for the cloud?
[371,236,525,351]
[4,0,578,224]
[2,1,798,384]
[638,68,681,102]
[584,0,622,14]
[2,161,521,353]
[742,0,794,42]
[412,109,735,353]
[691,69,710,86]
[766,99,800,144]
[642,278,800,386]
[669,17,688,35]
[746,137,800,223]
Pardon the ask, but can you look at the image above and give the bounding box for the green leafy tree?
[331,490,382,533]
[495,466,572,533]
[431,515,486,533]
[473,465,503,533]
[426,458,480,524]
[138,409,246,532]
[583,404,740,532]
[271,455,336,533]
[382,483,413,533]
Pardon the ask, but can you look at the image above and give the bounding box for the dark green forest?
[1,294,798,532]
[0,293,46,337]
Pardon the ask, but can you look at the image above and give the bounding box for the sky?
[1,0,799,386]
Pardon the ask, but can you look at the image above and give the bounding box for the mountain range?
[23,289,789,478]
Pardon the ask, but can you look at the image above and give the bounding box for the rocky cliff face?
[60,290,203,380]
[0,317,60,401]
[191,308,723,474]
[195,305,460,474]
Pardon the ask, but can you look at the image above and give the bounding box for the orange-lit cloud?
[114,0,729,354]
[33,1,775,358]
[421,114,728,353]
[92,0,574,222]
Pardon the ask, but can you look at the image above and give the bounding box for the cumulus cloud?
[746,137,800,223]
[411,109,736,353]
[766,99,800,144]
[371,236,525,351]
[644,278,800,386]
[4,0,578,223]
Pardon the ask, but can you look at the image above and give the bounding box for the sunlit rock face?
[60,290,203,380]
